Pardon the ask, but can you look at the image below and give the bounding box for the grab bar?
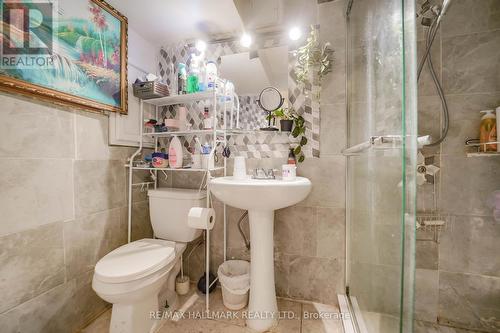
[342,135,431,156]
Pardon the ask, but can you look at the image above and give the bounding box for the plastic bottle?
[198,60,206,92]
[168,63,177,95]
[205,61,217,90]
[187,61,199,94]
[479,110,497,152]
[168,136,183,168]
[177,63,187,95]
[288,148,297,164]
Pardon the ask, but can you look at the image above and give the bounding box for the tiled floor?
[81,287,345,333]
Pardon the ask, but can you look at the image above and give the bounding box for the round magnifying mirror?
[257,87,284,131]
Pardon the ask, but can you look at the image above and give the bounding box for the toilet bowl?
[92,188,206,333]
[92,239,181,333]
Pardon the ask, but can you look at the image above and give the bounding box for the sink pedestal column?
[246,210,278,332]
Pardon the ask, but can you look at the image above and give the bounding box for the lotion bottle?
[479,110,497,152]
[168,136,183,168]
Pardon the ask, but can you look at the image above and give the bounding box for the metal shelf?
[464,139,499,157]
[141,91,217,106]
[143,129,292,137]
[466,152,500,157]
[126,165,224,172]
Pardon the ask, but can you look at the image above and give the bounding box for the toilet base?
[110,293,160,333]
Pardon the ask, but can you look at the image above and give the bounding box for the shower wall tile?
[74,159,127,217]
[274,252,290,298]
[417,35,442,97]
[128,200,153,241]
[0,270,108,333]
[442,30,500,94]
[64,208,126,280]
[441,0,500,38]
[275,206,317,257]
[171,170,207,190]
[316,207,345,259]
[416,240,439,270]
[440,155,500,216]
[441,93,500,156]
[0,95,75,159]
[415,268,439,322]
[0,158,74,237]
[319,0,346,105]
[75,111,112,161]
[349,262,401,316]
[440,215,500,277]
[288,255,344,304]
[320,47,346,105]
[0,222,64,313]
[318,0,345,46]
[438,271,500,332]
[320,103,346,156]
[296,155,346,208]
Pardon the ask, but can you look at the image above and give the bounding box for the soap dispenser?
[479,110,497,152]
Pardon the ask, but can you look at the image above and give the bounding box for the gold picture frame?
[0,0,128,114]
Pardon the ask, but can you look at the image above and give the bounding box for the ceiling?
[106,0,244,45]
[107,0,318,46]
[219,46,288,96]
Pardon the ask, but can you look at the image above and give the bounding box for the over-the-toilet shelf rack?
[126,79,231,312]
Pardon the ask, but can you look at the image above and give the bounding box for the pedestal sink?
[209,176,312,332]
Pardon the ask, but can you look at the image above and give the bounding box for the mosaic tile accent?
[157,36,321,159]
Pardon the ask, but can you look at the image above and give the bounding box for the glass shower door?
[344,0,418,332]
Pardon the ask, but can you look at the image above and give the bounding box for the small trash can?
[217,260,250,310]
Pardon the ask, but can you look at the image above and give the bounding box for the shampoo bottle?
[479,110,497,152]
[169,136,183,168]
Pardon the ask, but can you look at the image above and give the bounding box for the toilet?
[92,188,206,333]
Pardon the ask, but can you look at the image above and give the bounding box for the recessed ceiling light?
[195,40,207,52]
[289,27,302,41]
[240,33,252,48]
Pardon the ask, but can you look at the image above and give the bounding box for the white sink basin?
[209,176,311,211]
[209,176,311,332]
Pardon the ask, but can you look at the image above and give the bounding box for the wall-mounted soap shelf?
[464,138,500,157]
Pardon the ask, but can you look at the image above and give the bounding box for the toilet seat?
[94,239,175,284]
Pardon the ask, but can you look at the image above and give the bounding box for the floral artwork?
[0,0,128,113]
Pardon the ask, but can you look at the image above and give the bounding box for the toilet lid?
[94,239,175,283]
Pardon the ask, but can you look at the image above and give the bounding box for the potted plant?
[274,108,294,132]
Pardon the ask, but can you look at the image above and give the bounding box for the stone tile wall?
[415,0,500,331]
[0,95,152,332]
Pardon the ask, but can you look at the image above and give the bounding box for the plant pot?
[280,119,293,132]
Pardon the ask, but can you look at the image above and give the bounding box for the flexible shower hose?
[417,17,450,147]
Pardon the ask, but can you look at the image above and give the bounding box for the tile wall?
[0,95,152,332]
[416,0,500,331]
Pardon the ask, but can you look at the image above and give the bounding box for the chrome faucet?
[252,168,277,179]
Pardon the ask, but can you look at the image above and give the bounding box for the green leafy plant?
[291,114,307,163]
[294,25,334,85]
[273,107,293,120]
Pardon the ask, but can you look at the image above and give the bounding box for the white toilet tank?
[148,188,206,242]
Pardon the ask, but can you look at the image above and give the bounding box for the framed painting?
[0,0,128,114]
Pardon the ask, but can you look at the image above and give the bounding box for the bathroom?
[0,0,499,332]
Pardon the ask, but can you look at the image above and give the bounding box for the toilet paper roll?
[188,207,215,230]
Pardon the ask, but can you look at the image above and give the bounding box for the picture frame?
[0,0,128,114]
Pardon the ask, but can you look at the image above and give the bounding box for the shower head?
[437,0,453,24]
[441,0,453,16]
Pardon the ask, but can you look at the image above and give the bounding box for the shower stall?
[342,0,418,332]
